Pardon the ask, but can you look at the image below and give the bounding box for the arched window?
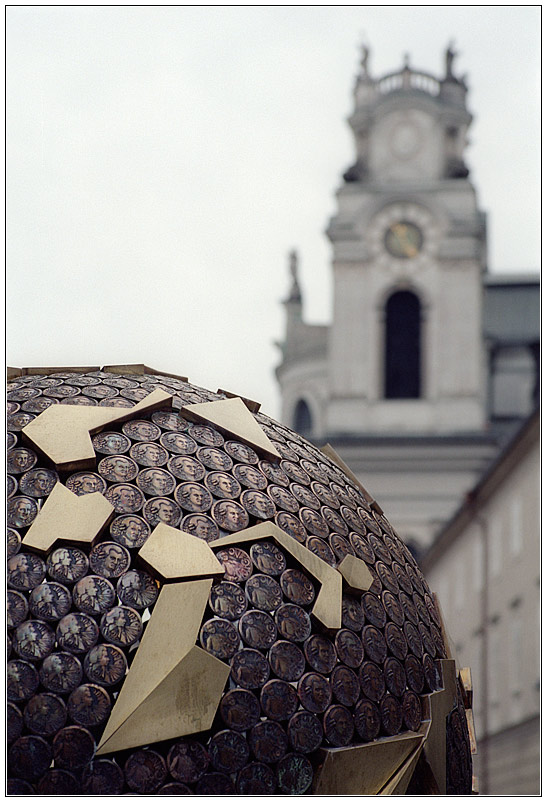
[385,290,421,398]
[293,399,313,436]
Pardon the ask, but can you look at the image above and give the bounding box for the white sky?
[6,6,540,418]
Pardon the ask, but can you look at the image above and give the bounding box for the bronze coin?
[7,589,28,629]
[324,704,355,747]
[241,488,276,520]
[393,561,414,594]
[7,527,21,558]
[376,561,400,594]
[29,581,72,621]
[196,445,232,471]
[260,678,298,721]
[359,660,386,703]
[418,621,437,657]
[159,431,197,455]
[300,459,328,484]
[249,720,288,763]
[311,481,340,509]
[8,735,53,781]
[7,400,20,414]
[39,652,84,694]
[404,654,425,694]
[109,514,151,549]
[231,648,270,689]
[288,710,323,753]
[200,618,239,660]
[81,758,125,794]
[306,535,336,566]
[8,552,46,591]
[275,604,311,643]
[362,513,382,536]
[224,440,259,465]
[98,455,139,483]
[195,772,235,794]
[143,496,182,527]
[380,694,403,736]
[13,619,55,662]
[67,683,112,728]
[267,484,300,513]
[402,690,422,731]
[245,574,283,611]
[237,762,276,794]
[62,395,98,406]
[37,769,80,794]
[331,664,360,706]
[205,470,241,500]
[384,656,407,697]
[65,471,107,496]
[47,547,89,584]
[239,610,278,650]
[335,628,364,669]
[130,441,169,467]
[24,692,67,736]
[233,463,267,490]
[275,442,299,463]
[53,725,96,770]
[89,542,131,580]
[7,702,23,744]
[322,506,349,537]
[168,454,205,482]
[399,590,420,625]
[188,423,225,447]
[152,410,189,431]
[19,467,58,497]
[404,621,424,658]
[304,634,337,674]
[209,729,249,772]
[167,740,210,784]
[220,688,260,731]
[276,753,313,794]
[432,622,447,658]
[56,613,99,654]
[275,511,307,544]
[413,592,431,626]
[259,459,290,487]
[7,495,39,529]
[7,659,40,701]
[211,500,249,532]
[342,594,365,632]
[298,671,332,713]
[268,639,306,682]
[121,386,152,402]
[250,541,286,575]
[73,575,116,615]
[181,512,219,542]
[385,622,409,661]
[100,605,143,647]
[216,546,253,582]
[174,482,213,512]
[369,533,392,564]
[122,419,162,442]
[299,507,329,538]
[7,411,36,430]
[7,385,41,401]
[100,395,137,407]
[350,531,376,564]
[104,483,145,514]
[92,431,132,455]
[210,581,247,620]
[330,532,355,562]
[362,591,387,629]
[290,482,320,510]
[423,653,442,691]
[354,698,381,741]
[280,568,315,606]
[125,749,167,793]
[116,569,159,609]
[383,590,405,627]
[406,564,424,595]
[84,643,128,686]
[81,385,119,400]
[362,624,387,665]
[425,592,442,628]
[341,504,365,533]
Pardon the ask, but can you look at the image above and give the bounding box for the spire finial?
[286,250,302,304]
[403,52,410,70]
[445,40,457,79]
[359,41,370,77]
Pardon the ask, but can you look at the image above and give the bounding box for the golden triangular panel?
[181,397,279,460]
[138,523,224,581]
[379,741,424,795]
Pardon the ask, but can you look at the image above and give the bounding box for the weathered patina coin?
[224,440,259,465]
[362,591,387,629]
[8,735,53,781]
[124,749,167,793]
[404,653,425,694]
[311,481,340,509]
[342,594,365,632]
[47,546,89,584]
[23,692,67,736]
[402,689,422,732]
[267,484,299,513]
[298,671,332,713]
[62,395,99,406]
[330,533,355,562]
[204,471,241,500]
[105,483,145,514]
[7,589,28,629]
[56,613,99,654]
[89,542,131,579]
[130,441,169,468]
[300,507,329,538]
[335,628,364,669]
[121,386,152,402]
[13,619,55,662]
[341,504,365,533]
[8,552,46,591]
[159,431,197,456]
[274,442,299,463]
[259,459,289,487]
[174,481,213,512]
[369,535,392,566]
[65,472,107,496]
[81,759,125,794]
[36,769,80,794]
[241,489,275,520]
[6,435,21,454]
[187,423,225,447]
[195,772,235,794]
[39,652,84,694]
[7,385,41,401]
[167,740,210,785]
[384,655,407,697]
[197,445,232,471]
[304,634,337,674]
[29,582,71,621]
[7,659,40,701]
[245,574,283,611]
[306,535,336,566]
[231,648,270,689]
[7,527,21,559]
[7,411,36,430]
[7,400,21,414]
[216,546,253,582]
[404,621,424,659]
[260,678,298,721]
[250,540,287,575]
[354,698,381,741]
[239,610,278,650]
[275,511,307,544]
[92,431,132,455]
[276,753,313,795]
[233,463,267,490]
[331,664,360,706]
[122,419,161,442]
[237,762,276,794]
[109,514,150,549]
[268,639,306,682]
[322,506,350,538]
[117,569,159,609]
[423,653,442,691]
[220,688,260,731]
[7,702,23,744]
[393,561,414,595]
[385,621,409,661]
[287,710,323,753]
[209,729,249,772]
[249,720,288,763]
[211,499,249,532]
[19,468,58,498]
[418,621,437,658]
[280,568,315,606]
[73,575,116,615]
[99,397,134,408]
[98,455,139,483]
[200,618,239,660]
[143,496,182,527]
[275,604,311,643]
[81,385,119,400]
[152,410,188,431]
[168,455,205,483]
[7,496,39,529]
[100,605,143,647]
[180,512,219,542]
[84,643,128,687]
[324,704,355,747]
[350,531,376,564]
[290,482,320,510]
[380,694,403,736]
[376,561,399,595]
[210,581,247,620]
[362,624,388,664]
[7,473,18,500]
[67,683,111,728]
[359,660,386,703]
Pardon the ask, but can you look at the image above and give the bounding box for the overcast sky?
[7,6,540,418]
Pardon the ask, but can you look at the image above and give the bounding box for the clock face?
[384,221,423,259]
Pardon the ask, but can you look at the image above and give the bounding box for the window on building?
[384,290,421,398]
[293,399,313,437]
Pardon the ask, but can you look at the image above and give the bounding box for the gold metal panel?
[320,443,378,508]
[21,366,100,376]
[466,708,477,754]
[22,483,114,554]
[422,658,457,794]
[7,367,23,379]
[337,554,374,593]
[211,522,343,630]
[379,741,424,795]
[138,523,225,581]
[459,666,473,708]
[312,732,424,795]
[180,397,279,460]
[216,388,261,413]
[102,363,146,375]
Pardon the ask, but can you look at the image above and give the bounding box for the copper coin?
[125,749,167,793]
[122,419,161,441]
[288,710,323,753]
[233,462,267,490]
[322,506,350,537]
[350,531,375,564]
[188,423,224,447]
[8,735,53,781]
[311,481,339,509]
[276,753,313,794]
[359,660,386,703]
[224,440,259,464]
[290,482,320,510]
[275,604,311,643]
[267,484,299,513]
[130,441,169,467]
[402,690,422,731]
[36,769,80,794]
[298,671,332,713]
[168,455,205,483]
[7,527,21,558]
[341,504,365,532]
[306,535,336,566]
[335,628,364,669]
[418,621,437,657]
[384,655,407,697]
[423,653,442,691]
[13,619,55,661]
[362,624,388,664]
[8,552,46,591]
[7,702,23,744]
[205,470,241,500]
[280,568,315,606]
[304,634,337,674]
[159,431,197,456]
[393,561,413,594]
[92,431,132,455]
[363,514,382,536]
[65,471,107,496]
[249,720,288,763]
[181,512,219,542]
[299,507,329,538]
[195,772,235,794]
[81,385,118,400]
[89,542,130,580]
[237,762,276,794]
[143,496,182,527]
[29,581,72,621]
[275,511,307,543]
[250,540,287,575]
[151,410,188,431]
[413,592,431,626]
[56,613,100,654]
[100,396,139,408]
[167,740,209,783]
[211,499,249,532]
[24,692,67,736]
[200,618,239,659]
[354,698,381,741]
[197,445,232,471]
[100,605,142,647]
[220,688,260,731]
[117,569,159,609]
[380,694,403,736]
[377,561,399,594]
[342,594,365,632]
[370,534,392,564]
[7,385,41,401]
[109,514,150,549]
[98,455,139,483]
[7,495,39,528]
[268,639,306,681]
[362,591,387,629]
[7,400,21,414]
[84,643,128,686]
[241,488,275,520]
[7,411,36,430]
[210,581,247,620]
[404,654,425,694]
[275,442,299,463]
[7,659,40,701]
[6,448,38,474]
[425,592,442,628]
[259,459,289,487]
[404,621,423,658]
[331,664,360,706]
[432,622,447,658]
[7,474,18,499]
[260,679,298,721]
[67,683,111,728]
[47,546,89,583]
[7,433,20,452]
[209,729,249,772]
[121,386,152,402]
[7,589,28,629]
[175,481,214,512]
[324,704,355,747]
[105,483,145,513]
[385,622,409,661]
[81,758,124,794]
[216,546,253,581]
[73,574,116,615]
[231,648,270,689]
[245,574,283,611]
[19,468,58,497]
[330,533,355,562]
[407,564,424,594]
[62,395,99,406]
[39,652,84,694]
[239,609,278,650]
[136,465,178,495]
